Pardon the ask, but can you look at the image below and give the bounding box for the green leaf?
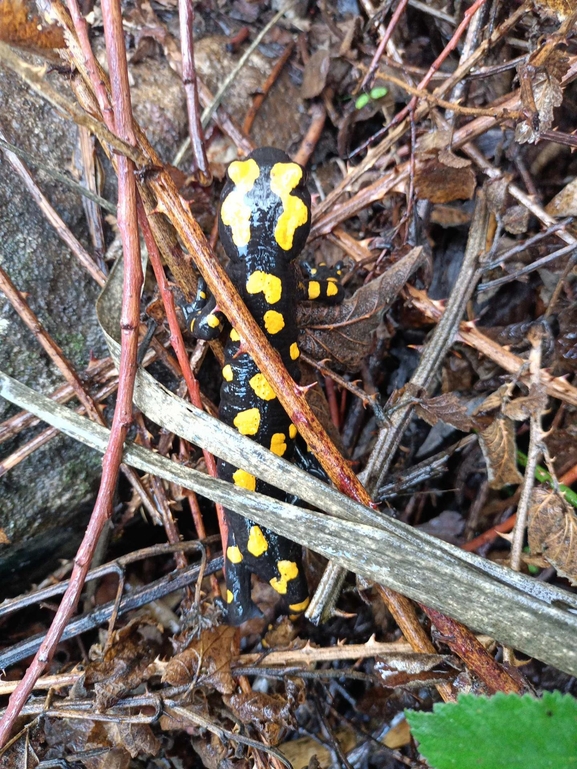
[369,86,388,100]
[406,692,577,769]
[355,93,370,110]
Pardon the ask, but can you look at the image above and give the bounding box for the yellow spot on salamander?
[199,290,207,299]
[249,373,276,401]
[246,271,283,304]
[290,342,300,360]
[247,525,269,557]
[327,281,339,297]
[270,433,287,456]
[220,158,260,247]
[222,364,233,381]
[226,589,234,603]
[206,314,221,328]
[232,469,256,490]
[270,163,309,251]
[230,328,240,342]
[270,560,299,594]
[289,596,310,612]
[289,424,297,439]
[233,408,261,435]
[189,318,195,332]
[227,545,243,563]
[309,267,317,275]
[308,281,320,300]
[263,310,285,335]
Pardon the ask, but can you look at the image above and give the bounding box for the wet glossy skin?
[186,147,342,624]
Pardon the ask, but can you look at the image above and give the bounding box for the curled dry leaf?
[414,393,474,432]
[225,681,301,746]
[414,151,476,203]
[162,625,238,694]
[298,247,424,370]
[301,49,331,99]
[516,64,563,144]
[502,205,530,235]
[545,177,577,217]
[478,415,523,489]
[528,487,577,585]
[84,621,162,711]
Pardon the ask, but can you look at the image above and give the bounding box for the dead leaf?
[534,0,574,19]
[163,625,238,694]
[414,393,473,432]
[515,64,563,144]
[84,621,162,711]
[0,528,10,544]
[383,717,411,748]
[430,205,472,228]
[301,49,330,99]
[225,685,299,746]
[415,152,476,203]
[478,416,523,489]
[502,205,530,235]
[298,247,425,370]
[528,487,577,585]
[545,177,577,217]
[280,729,356,767]
[501,384,548,421]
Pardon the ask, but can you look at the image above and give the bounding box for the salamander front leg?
[181,277,227,341]
[300,260,345,304]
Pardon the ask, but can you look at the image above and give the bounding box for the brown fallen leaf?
[528,487,577,585]
[516,63,563,144]
[84,620,162,711]
[301,49,331,99]
[225,678,304,746]
[545,177,577,217]
[478,415,523,489]
[162,625,238,694]
[298,246,425,370]
[414,392,474,432]
[415,151,476,203]
[374,653,456,689]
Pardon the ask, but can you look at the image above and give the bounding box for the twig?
[0,0,143,746]
[477,242,577,292]
[360,192,489,491]
[360,0,409,92]
[0,135,116,214]
[0,555,223,671]
[293,102,327,167]
[179,0,210,183]
[243,40,295,135]
[510,329,545,571]
[200,1,296,128]
[0,42,145,166]
[0,125,106,286]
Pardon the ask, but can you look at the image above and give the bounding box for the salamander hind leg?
[224,514,264,625]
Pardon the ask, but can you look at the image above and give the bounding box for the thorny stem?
[0,0,142,747]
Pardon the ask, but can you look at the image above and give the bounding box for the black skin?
[185,147,343,624]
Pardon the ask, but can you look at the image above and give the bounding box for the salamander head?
[219,147,311,263]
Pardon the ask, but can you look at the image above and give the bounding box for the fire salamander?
[184,147,343,624]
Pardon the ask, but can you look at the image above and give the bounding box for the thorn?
[296,382,317,395]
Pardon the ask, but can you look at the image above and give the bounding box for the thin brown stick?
[0,125,106,286]
[360,0,409,91]
[243,40,295,135]
[0,0,143,745]
[293,102,327,167]
[179,0,210,184]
